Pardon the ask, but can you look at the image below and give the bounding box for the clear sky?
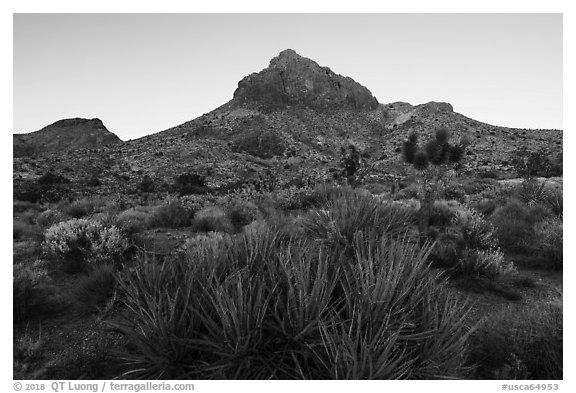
[13,13,562,140]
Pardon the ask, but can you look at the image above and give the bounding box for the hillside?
[13,118,121,158]
[13,49,562,196]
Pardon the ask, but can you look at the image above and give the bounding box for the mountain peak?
[13,117,121,157]
[45,117,106,131]
[232,49,379,111]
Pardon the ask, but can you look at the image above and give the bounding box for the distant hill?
[13,118,121,157]
[13,49,562,196]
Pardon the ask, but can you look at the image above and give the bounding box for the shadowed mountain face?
[13,118,121,157]
[233,49,379,111]
[13,50,562,196]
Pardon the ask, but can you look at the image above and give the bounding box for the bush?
[516,179,549,207]
[298,183,355,209]
[13,200,40,214]
[192,206,234,234]
[72,265,117,313]
[13,241,42,265]
[231,129,285,159]
[303,192,415,252]
[36,209,67,228]
[38,172,70,185]
[429,200,460,227]
[109,226,472,379]
[544,187,563,217]
[13,263,60,323]
[137,175,155,193]
[43,218,129,272]
[172,173,211,195]
[13,330,47,379]
[490,200,545,252]
[62,198,99,218]
[456,248,516,279]
[453,206,499,251]
[115,209,150,235]
[13,220,42,241]
[147,200,193,229]
[224,200,261,230]
[534,217,563,269]
[272,185,316,210]
[468,300,562,379]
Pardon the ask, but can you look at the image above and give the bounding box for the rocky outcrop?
[233,49,379,111]
[13,118,121,157]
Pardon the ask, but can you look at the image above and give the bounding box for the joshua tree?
[402,127,468,240]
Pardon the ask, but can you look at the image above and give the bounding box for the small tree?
[401,128,468,240]
[512,147,553,180]
[336,144,380,188]
[339,144,361,186]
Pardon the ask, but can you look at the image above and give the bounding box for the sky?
[13,13,562,140]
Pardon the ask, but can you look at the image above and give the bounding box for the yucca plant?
[312,232,473,379]
[302,191,415,252]
[109,215,473,379]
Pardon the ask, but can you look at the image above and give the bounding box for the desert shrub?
[395,182,420,200]
[224,200,261,230]
[259,211,306,243]
[192,206,234,234]
[13,241,42,265]
[460,178,499,196]
[231,129,285,159]
[469,198,499,217]
[429,199,460,227]
[442,182,466,202]
[516,178,550,207]
[430,232,462,268]
[137,174,155,193]
[544,187,563,217]
[177,194,215,212]
[62,198,98,218]
[271,185,316,210]
[512,147,555,179]
[180,232,231,256]
[13,329,47,380]
[38,171,70,185]
[14,180,71,203]
[490,200,544,252]
[115,209,150,235]
[147,199,193,229]
[534,217,563,269]
[36,208,67,228]
[361,182,389,195]
[456,248,516,279]
[303,192,415,252]
[13,263,60,323]
[468,300,562,379]
[172,172,211,195]
[13,220,42,241]
[478,167,499,179]
[110,227,472,379]
[453,206,499,251]
[13,200,40,214]
[60,196,110,218]
[297,183,353,209]
[43,218,129,272]
[72,265,117,313]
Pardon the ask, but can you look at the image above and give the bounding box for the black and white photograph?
[7,5,568,388]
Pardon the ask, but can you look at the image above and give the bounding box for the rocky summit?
[13,118,121,157]
[13,49,562,196]
[232,49,379,111]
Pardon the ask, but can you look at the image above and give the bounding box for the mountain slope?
[13,118,121,157]
[13,50,562,196]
